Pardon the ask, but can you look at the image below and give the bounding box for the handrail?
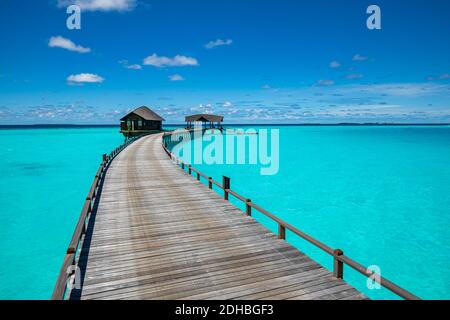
[162,132,421,300]
[52,135,143,300]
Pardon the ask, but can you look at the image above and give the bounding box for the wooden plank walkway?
[71,133,367,300]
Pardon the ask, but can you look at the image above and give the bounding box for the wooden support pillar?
[208,177,213,189]
[333,249,344,280]
[246,199,252,216]
[222,176,230,200]
[278,224,286,240]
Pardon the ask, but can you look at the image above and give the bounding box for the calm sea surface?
[0,126,449,299]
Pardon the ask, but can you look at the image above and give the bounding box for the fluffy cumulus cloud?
[143,54,199,67]
[204,39,233,49]
[329,60,341,68]
[67,73,104,84]
[169,74,185,81]
[352,54,369,61]
[57,0,136,12]
[48,36,91,53]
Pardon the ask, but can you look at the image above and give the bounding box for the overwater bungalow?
[120,106,164,138]
[185,114,224,130]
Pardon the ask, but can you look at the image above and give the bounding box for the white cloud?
[57,0,136,12]
[339,83,449,97]
[317,79,334,86]
[119,60,142,69]
[48,36,90,53]
[143,54,199,67]
[261,84,272,89]
[345,73,363,79]
[205,39,233,49]
[329,60,341,68]
[191,103,214,114]
[126,64,142,70]
[427,74,450,81]
[169,74,185,81]
[223,101,233,107]
[67,73,104,84]
[352,54,369,61]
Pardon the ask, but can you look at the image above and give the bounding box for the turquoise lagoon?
[0,127,123,299]
[0,125,449,299]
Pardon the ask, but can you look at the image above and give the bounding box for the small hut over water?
[185,114,224,130]
[120,106,164,138]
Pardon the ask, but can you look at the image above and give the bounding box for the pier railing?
[162,132,420,300]
[52,136,141,300]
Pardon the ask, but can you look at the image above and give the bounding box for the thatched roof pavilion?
[185,114,224,129]
[120,106,165,137]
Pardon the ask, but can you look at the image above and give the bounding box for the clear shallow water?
[0,126,449,299]
[0,128,123,299]
[175,126,450,300]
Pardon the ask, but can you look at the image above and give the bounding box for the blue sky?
[0,0,449,124]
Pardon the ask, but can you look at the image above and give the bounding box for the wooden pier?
[53,133,419,300]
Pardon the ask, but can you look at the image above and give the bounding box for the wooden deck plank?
[72,133,366,300]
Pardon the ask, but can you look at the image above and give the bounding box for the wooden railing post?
[102,154,107,162]
[246,199,252,216]
[222,176,230,200]
[196,172,200,181]
[181,163,185,170]
[188,165,192,175]
[333,249,344,280]
[278,224,286,240]
[208,177,213,189]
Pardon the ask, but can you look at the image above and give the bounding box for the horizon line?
[1,122,450,129]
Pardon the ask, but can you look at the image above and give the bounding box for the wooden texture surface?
[71,134,366,300]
